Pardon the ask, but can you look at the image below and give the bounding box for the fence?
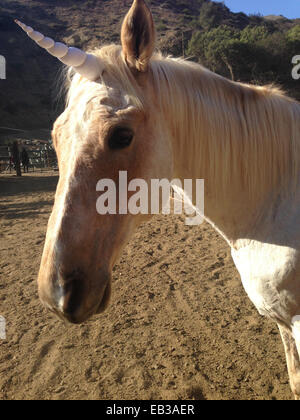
[0,141,57,174]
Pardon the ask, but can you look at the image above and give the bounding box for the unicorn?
[16,0,300,399]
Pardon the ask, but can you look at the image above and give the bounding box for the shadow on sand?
[0,173,58,220]
[0,174,58,197]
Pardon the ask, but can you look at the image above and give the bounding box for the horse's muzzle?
[38,268,111,325]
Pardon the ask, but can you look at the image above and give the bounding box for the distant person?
[21,148,29,173]
[11,141,21,177]
[9,155,14,173]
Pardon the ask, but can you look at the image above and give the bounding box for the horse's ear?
[121,0,155,73]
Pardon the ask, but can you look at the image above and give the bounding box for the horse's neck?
[175,154,294,248]
[172,147,261,247]
[165,64,298,246]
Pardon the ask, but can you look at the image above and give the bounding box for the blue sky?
[215,0,300,19]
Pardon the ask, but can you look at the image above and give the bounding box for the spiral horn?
[15,19,103,81]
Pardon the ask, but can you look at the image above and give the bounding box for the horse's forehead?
[94,82,131,113]
[54,79,138,143]
[71,79,133,120]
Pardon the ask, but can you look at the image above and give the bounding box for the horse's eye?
[108,128,134,150]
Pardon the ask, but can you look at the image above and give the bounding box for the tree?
[186,22,297,86]
[240,25,269,44]
[286,25,300,43]
[198,1,221,31]
[187,26,244,80]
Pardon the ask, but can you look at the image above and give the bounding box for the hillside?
[0,0,299,134]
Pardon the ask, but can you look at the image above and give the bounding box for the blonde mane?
[65,45,300,202]
[150,53,300,201]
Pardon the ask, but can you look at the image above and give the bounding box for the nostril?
[60,273,85,316]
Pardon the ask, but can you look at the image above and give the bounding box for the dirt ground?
[0,173,292,400]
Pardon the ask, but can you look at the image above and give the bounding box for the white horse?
[16,0,300,399]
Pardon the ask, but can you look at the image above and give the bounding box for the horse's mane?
[150,53,300,201]
[64,45,300,201]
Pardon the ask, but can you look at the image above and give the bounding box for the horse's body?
[17,0,300,399]
[232,188,300,398]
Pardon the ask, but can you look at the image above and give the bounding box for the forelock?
[63,45,145,123]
